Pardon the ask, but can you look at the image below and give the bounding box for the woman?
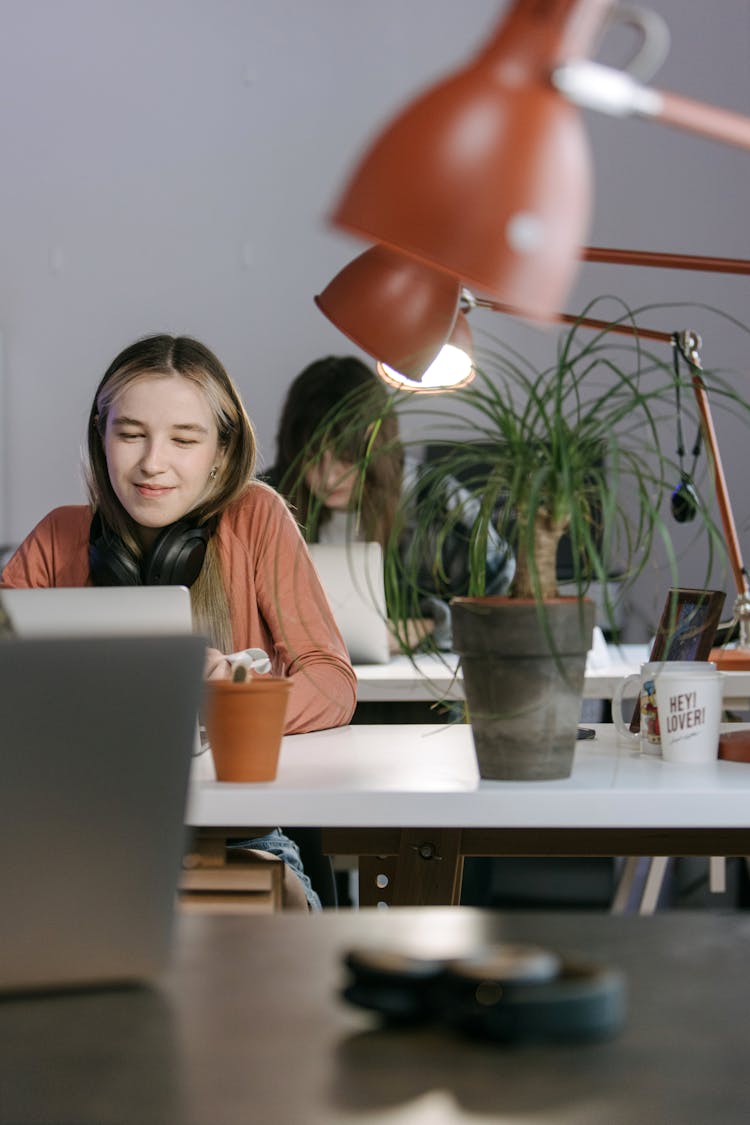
[1,334,357,908]
[266,355,515,652]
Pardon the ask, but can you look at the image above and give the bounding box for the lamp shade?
[315,244,461,382]
[331,0,608,319]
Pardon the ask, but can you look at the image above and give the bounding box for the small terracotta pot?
[204,677,292,782]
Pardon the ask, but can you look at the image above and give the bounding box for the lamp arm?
[676,332,750,599]
[552,61,750,151]
[471,294,673,343]
[582,249,750,276]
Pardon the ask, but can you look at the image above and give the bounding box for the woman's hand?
[204,646,232,680]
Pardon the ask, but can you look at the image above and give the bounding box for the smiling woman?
[102,375,223,546]
[0,334,357,910]
[2,334,356,724]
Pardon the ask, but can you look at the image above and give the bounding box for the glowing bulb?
[377,345,474,393]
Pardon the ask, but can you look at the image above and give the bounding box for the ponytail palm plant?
[382,301,745,642]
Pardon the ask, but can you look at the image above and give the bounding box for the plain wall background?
[0,0,747,640]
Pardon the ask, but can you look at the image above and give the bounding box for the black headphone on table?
[88,511,217,587]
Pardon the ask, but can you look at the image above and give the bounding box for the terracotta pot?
[450,596,595,781]
[204,677,292,782]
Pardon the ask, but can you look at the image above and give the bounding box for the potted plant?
[290,302,748,779]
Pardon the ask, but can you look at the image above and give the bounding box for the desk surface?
[354,646,750,705]
[187,722,750,830]
[3,908,750,1124]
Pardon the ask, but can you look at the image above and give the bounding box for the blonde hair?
[86,334,256,650]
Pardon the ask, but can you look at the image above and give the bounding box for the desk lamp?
[315,0,750,665]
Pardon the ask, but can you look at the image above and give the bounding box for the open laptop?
[308,542,390,664]
[2,584,193,638]
[0,631,205,992]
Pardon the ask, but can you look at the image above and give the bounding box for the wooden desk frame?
[322,826,750,907]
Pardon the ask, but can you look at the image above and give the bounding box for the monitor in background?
[424,439,607,582]
[308,542,391,664]
[0,632,205,993]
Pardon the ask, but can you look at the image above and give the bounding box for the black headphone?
[88,511,217,587]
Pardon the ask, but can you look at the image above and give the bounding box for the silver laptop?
[2,585,193,638]
[308,542,390,664]
[0,632,205,992]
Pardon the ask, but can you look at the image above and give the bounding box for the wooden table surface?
[3,907,750,1124]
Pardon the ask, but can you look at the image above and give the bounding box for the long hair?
[85,334,256,650]
[273,356,403,548]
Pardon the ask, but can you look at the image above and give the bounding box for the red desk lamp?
[315,0,750,662]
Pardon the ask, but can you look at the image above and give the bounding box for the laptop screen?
[307,542,390,664]
[0,632,205,992]
[2,585,193,638]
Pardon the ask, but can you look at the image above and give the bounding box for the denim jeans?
[227,828,321,911]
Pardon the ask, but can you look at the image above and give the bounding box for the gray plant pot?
[450,596,595,781]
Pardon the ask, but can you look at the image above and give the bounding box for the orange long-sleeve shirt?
[1,482,357,734]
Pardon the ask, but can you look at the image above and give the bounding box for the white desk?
[354,645,750,706]
[187,723,750,906]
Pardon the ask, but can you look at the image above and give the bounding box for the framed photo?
[630,587,726,732]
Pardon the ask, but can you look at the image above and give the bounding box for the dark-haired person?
[1,334,357,909]
[265,354,515,654]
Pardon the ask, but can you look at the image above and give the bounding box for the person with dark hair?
[266,355,515,652]
[269,355,403,552]
[1,334,357,908]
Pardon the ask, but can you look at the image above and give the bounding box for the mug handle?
[612,673,642,742]
[602,4,671,81]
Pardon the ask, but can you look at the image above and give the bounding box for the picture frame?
[629,587,727,732]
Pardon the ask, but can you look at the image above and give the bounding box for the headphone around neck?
[88,511,217,588]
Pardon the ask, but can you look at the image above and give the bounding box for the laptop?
[308,542,391,664]
[2,584,193,638]
[0,631,205,992]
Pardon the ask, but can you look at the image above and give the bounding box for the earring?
[209,467,217,480]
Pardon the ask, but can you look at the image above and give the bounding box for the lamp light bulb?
[378,344,474,393]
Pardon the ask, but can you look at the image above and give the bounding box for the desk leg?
[391,829,464,906]
[358,855,399,908]
[326,829,465,907]
[357,830,463,907]
[610,857,641,914]
[709,856,727,894]
[639,857,670,914]
[611,856,671,915]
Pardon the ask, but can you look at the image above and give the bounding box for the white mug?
[654,669,723,765]
[612,660,719,757]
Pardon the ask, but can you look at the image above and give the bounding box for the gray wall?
[0,1,748,640]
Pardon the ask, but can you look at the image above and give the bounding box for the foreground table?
[2,908,750,1124]
[187,723,750,907]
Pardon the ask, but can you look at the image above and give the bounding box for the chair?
[180,830,312,912]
